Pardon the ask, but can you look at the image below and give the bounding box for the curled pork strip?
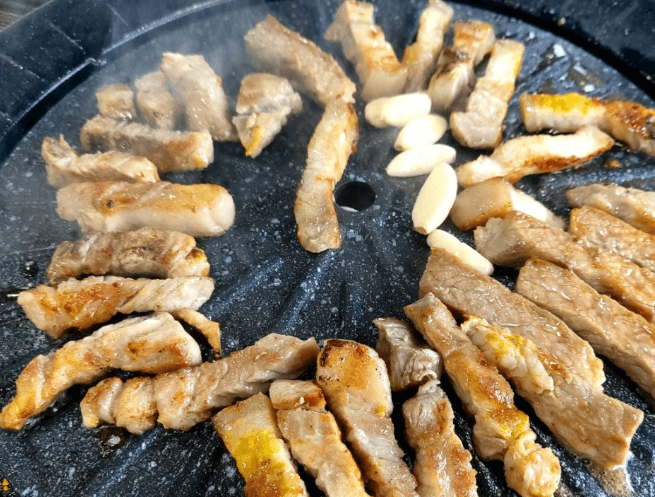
[96,83,135,121]
[134,71,180,130]
[171,308,221,358]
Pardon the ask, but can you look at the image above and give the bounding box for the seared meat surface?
[134,71,180,130]
[172,308,221,358]
[96,83,135,121]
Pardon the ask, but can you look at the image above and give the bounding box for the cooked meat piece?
[401,0,453,92]
[325,0,407,101]
[46,227,209,284]
[570,206,655,272]
[295,100,358,252]
[212,393,310,497]
[316,339,420,497]
[134,71,180,130]
[80,377,123,429]
[520,92,655,156]
[244,15,356,107]
[449,177,565,231]
[450,39,525,149]
[272,380,371,497]
[419,247,605,387]
[171,308,221,358]
[464,316,644,471]
[373,317,442,391]
[456,125,614,187]
[18,275,214,338]
[232,73,302,158]
[566,183,655,235]
[427,21,495,113]
[0,313,201,430]
[405,294,560,497]
[96,83,135,120]
[475,211,655,323]
[41,135,159,188]
[517,258,655,400]
[57,180,235,237]
[160,53,236,141]
[402,380,478,497]
[80,115,213,172]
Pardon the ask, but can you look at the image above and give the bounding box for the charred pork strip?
[464,316,644,471]
[566,183,655,236]
[134,71,180,130]
[373,317,442,392]
[517,258,655,400]
[80,115,213,172]
[316,339,420,497]
[46,227,209,284]
[295,99,358,252]
[18,275,214,338]
[0,313,201,431]
[271,380,372,497]
[456,125,614,187]
[213,393,310,497]
[520,92,655,156]
[475,211,655,323]
[57,180,235,237]
[244,15,356,107]
[172,308,221,358]
[41,135,159,188]
[96,83,135,121]
[405,294,560,497]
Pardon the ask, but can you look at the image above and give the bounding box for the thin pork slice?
[96,83,135,120]
[134,71,180,130]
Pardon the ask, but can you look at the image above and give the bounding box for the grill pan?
[1,0,655,496]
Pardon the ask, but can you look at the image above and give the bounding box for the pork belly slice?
[213,393,310,497]
[172,308,221,358]
[405,294,560,497]
[427,21,495,113]
[80,115,213,172]
[566,183,655,235]
[475,211,655,323]
[520,92,655,156]
[295,100,358,253]
[244,15,356,107]
[96,83,135,121]
[456,125,614,187]
[401,0,453,92]
[233,73,302,158]
[160,52,236,142]
[46,227,209,284]
[464,316,644,471]
[517,258,655,400]
[57,180,235,237]
[402,380,478,497]
[450,177,565,231]
[419,247,605,387]
[134,71,180,130]
[17,275,214,338]
[325,0,407,101]
[0,313,201,431]
[41,135,159,188]
[316,339,420,497]
[373,317,442,392]
[271,380,371,497]
[450,39,525,149]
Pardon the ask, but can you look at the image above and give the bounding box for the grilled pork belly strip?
[520,92,655,156]
[325,0,407,101]
[271,380,371,497]
[0,313,201,431]
[316,339,420,497]
[57,180,235,238]
[405,294,560,497]
[450,39,525,149]
[517,258,655,400]
[46,227,209,284]
[475,211,655,323]
[566,183,655,236]
[80,115,213,172]
[402,380,478,497]
[456,125,614,187]
[213,393,310,497]
[41,136,159,188]
[96,83,135,121]
[244,15,356,107]
[295,100,359,252]
[172,308,221,358]
[18,275,214,338]
[134,71,179,130]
